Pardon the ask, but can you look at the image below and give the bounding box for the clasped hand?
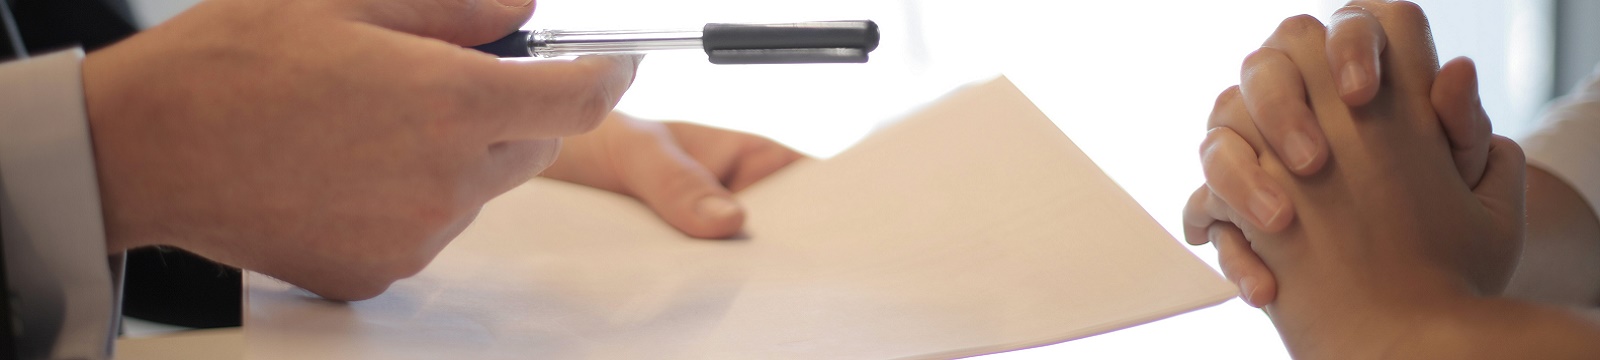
[1182,1,1526,356]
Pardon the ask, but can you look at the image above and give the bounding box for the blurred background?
[125,0,1599,358]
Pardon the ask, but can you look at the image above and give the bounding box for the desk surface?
[116,328,242,360]
[116,299,1286,359]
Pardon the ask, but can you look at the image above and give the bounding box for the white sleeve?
[0,50,121,360]
[1522,63,1600,220]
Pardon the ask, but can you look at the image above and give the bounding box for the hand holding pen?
[474,20,880,64]
[78,0,879,306]
[81,0,645,301]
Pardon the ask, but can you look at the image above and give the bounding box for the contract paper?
[244,76,1235,359]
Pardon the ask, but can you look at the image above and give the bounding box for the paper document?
[245,77,1234,359]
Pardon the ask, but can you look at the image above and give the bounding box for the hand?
[1212,1,1494,181]
[1203,6,1525,357]
[82,0,640,301]
[541,112,805,239]
[1182,0,1495,307]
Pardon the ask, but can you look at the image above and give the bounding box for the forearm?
[1504,165,1600,307]
[1390,297,1600,359]
[1270,277,1600,359]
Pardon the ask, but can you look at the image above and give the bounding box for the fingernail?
[1283,131,1317,171]
[1249,190,1284,228]
[1238,277,1258,305]
[497,0,533,6]
[1340,63,1366,97]
[695,196,742,220]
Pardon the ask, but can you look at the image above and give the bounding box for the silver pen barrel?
[529,29,703,57]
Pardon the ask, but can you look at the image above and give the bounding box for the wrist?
[1266,261,1480,359]
[83,41,163,253]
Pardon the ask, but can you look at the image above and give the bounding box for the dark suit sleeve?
[9,0,135,54]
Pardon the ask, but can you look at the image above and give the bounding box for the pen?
[473,20,879,65]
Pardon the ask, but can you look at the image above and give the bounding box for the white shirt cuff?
[0,49,119,360]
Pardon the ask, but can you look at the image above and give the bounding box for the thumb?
[1471,135,1527,292]
[1473,135,1525,231]
[1433,56,1494,188]
[346,0,536,46]
[618,123,747,239]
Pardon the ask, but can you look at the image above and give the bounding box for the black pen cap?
[703,20,879,64]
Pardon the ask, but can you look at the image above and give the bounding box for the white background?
[127,0,1558,358]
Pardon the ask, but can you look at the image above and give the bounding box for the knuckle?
[523,139,563,175]
[1208,86,1246,130]
[1186,185,1209,204]
[1492,135,1527,161]
[365,226,449,283]
[1199,130,1260,182]
[1239,47,1288,78]
[1184,187,1215,219]
[393,184,471,239]
[1240,89,1304,128]
[1213,86,1242,110]
[1250,93,1299,122]
[1199,129,1246,169]
[1274,14,1327,39]
[563,83,617,135]
[1240,47,1274,68]
[1475,115,1494,139]
[559,61,633,135]
[1331,5,1373,20]
[344,277,399,300]
[492,139,563,180]
[1200,128,1229,156]
[1383,1,1429,25]
[1184,202,1208,229]
[418,189,471,231]
[306,260,409,301]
